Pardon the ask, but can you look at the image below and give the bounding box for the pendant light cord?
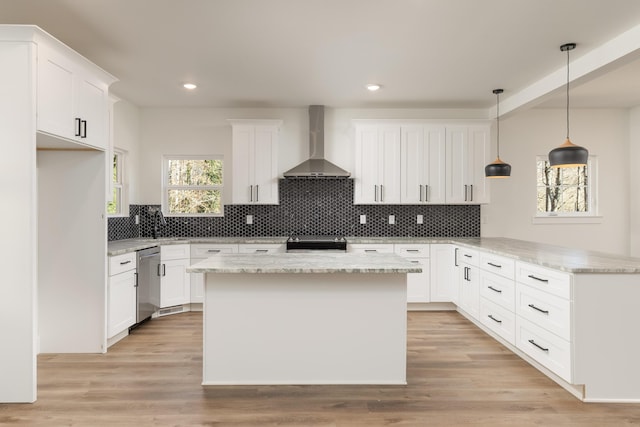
[566,47,570,140]
[496,91,500,157]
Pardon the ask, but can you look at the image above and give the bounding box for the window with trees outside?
[107,149,125,216]
[163,156,224,216]
[536,156,597,216]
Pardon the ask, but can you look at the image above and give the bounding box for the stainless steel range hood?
[283,105,351,178]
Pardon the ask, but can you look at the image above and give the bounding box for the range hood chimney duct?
[283,105,351,178]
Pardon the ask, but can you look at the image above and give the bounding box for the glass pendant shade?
[485,88,511,178]
[549,43,588,168]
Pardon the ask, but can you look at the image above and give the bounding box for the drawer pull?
[119,260,131,265]
[528,339,549,352]
[528,304,549,315]
[464,254,472,258]
[255,249,269,253]
[487,262,502,268]
[527,274,549,283]
[365,249,378,253]
[410,261,420,264]
[487,286,502,293]
[406,249,420,253]
[207,249,221,253]
[488,315,502,324]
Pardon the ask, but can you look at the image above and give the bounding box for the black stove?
[286,235,347,252]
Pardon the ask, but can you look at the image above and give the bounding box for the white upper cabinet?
[401,125,446,204]
[230,120,281,204]
[354,124,401,204]
[36,39,113,150]
[445,125,490,204]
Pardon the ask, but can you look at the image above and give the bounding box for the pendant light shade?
[485,89,511,178]
[548,43,588,168]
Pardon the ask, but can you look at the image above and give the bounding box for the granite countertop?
[187,252,422,274]
[108,236,640,274]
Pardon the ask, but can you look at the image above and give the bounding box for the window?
[536,156,597,217]
[163,156,224,216]
[107,149,125,216]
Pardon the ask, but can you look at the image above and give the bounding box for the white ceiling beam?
[491,22,640,119]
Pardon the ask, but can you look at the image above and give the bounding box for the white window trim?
[533,154,599,223]
[162,155,224,217]
[108,148,128,218]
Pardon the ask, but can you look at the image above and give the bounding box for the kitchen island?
[188,252,421,385]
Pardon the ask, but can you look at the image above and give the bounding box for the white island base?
[203,272,407,385]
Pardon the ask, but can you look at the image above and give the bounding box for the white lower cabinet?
[160,245,191,308]
[430,244,456,303]
[107,252,136,340]
[190,244,239,303]
[395,244,430,303]
[456,247,479,318]
[480,296,516,344]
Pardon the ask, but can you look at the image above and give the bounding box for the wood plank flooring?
[1,311,639,426]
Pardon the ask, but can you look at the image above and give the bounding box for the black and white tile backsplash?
[108,178,480,240]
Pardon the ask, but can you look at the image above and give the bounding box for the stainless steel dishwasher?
[135,246,161,325]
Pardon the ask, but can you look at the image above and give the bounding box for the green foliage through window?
[165,158,223,215]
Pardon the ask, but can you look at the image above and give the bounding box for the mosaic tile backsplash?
[108,178,480,241]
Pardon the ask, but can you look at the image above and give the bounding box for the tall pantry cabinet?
[0,25,116,403]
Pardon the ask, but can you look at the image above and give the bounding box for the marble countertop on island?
[187,252,422,274]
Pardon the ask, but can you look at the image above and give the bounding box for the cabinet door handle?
[487,262,502,268]
[454,248,459,267]
[528,339,549,352]
[470,184,473,201]
[119,260,131,265]
[255,249,269,253]
[419,184,423,202]
[464,266,469,281]
[464,185,468,201]
[464,254,472,258]
[425,184,429,202]
[488,314,502,324]
[410,260,420,264]
[256,185,259,202]
[207,249,221,253]
[528,304,549,315]
[365,249,378,253]
[381,184,384,202]
[157,263,166,276]
[527,274,549,283]
[157,263,162,276]
[406,249,420,253]
[249,185,253,202]
[81,120,87,138]
[488,286,502,293]
[75,117,82,137]
[134,272,138,288]
[374,185,378,202]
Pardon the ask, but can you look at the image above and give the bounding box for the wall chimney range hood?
[283,105,351,178]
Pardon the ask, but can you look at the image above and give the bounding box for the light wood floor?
[1,311,639,426]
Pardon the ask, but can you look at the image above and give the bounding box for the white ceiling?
[2,0,640,112]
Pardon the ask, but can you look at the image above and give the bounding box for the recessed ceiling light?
[366,84,381,91]
[183,83,197,90]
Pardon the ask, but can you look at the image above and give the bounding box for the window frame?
[107,148,127,217]
[162,155,224,217]
[534,154,599,220]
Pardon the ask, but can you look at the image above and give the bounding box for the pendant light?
[548,43,588,168]
[485,89,511,178]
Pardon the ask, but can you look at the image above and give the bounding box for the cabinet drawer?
[515,283,571,340]
[108,252,136,276]
[394,244,430,258]
[455,246,479,266]
[516,261,571,300]
[515,316,572,382]
[348,244,395,254]
[479,252,515,279]
[479,270,515,312]
[480,297,515,345]
[238,244,285,254]
[191,244,238,259]
[161,244,190,261]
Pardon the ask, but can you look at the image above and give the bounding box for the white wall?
[630,106,640,256]
[482,108,630,255]
[113,98,141,204]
